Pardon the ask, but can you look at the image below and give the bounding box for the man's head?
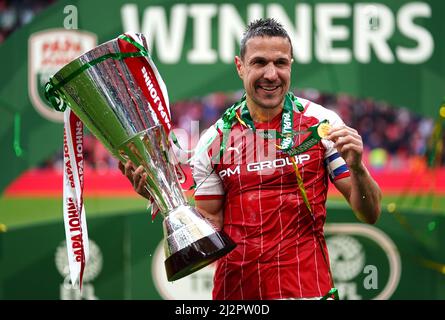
[235,18,293,115]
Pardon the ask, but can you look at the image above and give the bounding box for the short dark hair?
[240,18,293,59]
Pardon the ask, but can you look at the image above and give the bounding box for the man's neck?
[246,97,283,123]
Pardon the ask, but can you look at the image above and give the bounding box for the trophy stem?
[118,126,187,214]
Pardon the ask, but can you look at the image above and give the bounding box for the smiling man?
[121,18,382,300]
[190,18,382,300]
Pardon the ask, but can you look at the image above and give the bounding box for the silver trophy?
[45,33,235,281]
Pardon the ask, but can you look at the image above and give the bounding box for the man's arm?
[328,125,382,224]
[195,199,224,231]
[191,125,226,230]
[333,168,382,224]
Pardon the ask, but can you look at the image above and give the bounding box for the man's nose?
[263,63,278,81]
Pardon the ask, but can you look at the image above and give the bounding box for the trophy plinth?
[163,205,236,281]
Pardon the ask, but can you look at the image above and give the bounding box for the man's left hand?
[326,125,364,171]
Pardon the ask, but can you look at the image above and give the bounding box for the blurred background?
[0,0,444,300]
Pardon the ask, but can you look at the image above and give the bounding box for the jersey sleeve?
[303,100,350,182]
[191,126,225,200]
[322,110,350,182]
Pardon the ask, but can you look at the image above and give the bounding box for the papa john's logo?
[28,29,97,122]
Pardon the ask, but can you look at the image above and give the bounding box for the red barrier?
[4,167,445,197]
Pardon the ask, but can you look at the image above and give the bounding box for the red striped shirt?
[193,98,349,299]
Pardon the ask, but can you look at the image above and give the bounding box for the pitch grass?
[329,194,445,215]
[0,196,148,230]
[1,194,444,230]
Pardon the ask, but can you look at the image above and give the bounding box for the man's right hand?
[118,160,152,200]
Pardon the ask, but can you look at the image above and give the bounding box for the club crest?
[28,29,97,122]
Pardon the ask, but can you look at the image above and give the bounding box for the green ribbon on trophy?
[45,35,149,112]
[44,34,193,193]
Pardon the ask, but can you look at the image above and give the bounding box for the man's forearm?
[195,199,225,230]
[349,163,382,224]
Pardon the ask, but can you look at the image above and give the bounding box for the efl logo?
[55,239,103,300]
[28,29,97,122]
[152,224,401,300]
[326,223,402,300]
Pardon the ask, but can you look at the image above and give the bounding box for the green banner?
[0,212,164,299]
[1,0,444,192]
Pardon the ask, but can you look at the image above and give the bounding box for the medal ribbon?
[235,93,329,215]
[63,109,89,289]
[238,94,294,150]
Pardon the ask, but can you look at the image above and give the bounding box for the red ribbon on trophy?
[50,33,192,288]
[117,33,188,220]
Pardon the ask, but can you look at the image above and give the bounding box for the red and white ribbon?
[119,32,188,219]
[63,109,89,289]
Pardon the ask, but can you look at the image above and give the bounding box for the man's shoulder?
[197,124,219,146]
[294,96,343,125]
[294,96,325,113]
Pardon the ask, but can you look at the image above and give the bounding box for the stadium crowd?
[168,89,442,171]
[0,0,55,44]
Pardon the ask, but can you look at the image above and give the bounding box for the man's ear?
[234,56,243,79]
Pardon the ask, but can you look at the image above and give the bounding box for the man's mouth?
[257,85,280,92]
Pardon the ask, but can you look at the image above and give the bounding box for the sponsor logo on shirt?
[226,142,243,155]
[219,154,310,178]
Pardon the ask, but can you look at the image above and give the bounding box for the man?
[121,18,381,300]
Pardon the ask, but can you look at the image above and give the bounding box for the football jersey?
[192,96,350,299]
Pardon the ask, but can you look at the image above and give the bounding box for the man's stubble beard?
[251,93,285,111]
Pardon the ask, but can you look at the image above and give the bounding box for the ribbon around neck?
[217,92,329,216]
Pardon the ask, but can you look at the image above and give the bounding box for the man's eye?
[252,60,265,66]
[276,60,289,66]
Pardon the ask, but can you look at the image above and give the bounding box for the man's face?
[235,36,292,111]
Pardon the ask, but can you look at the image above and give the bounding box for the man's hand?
[327,125,382,224]
[118,160,152,200]
[326,125,364,172]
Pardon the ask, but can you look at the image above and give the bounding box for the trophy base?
[165,230,236,281]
